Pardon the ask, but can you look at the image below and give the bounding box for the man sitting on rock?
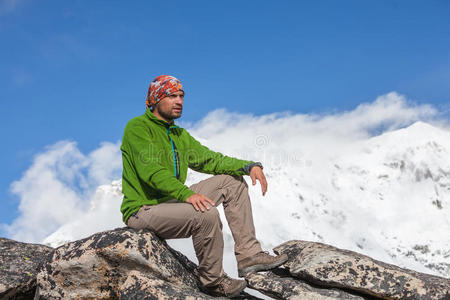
[120,75,288,297]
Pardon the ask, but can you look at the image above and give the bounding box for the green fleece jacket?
[120,109,255,224]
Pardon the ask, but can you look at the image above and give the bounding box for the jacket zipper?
[166,126,180,179]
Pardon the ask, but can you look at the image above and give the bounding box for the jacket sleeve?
[123,123,195,202]
[185,131,255,176]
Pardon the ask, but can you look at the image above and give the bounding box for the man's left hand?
[250,166,268,196]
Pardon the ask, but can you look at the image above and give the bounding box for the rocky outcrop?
[1,230,449,299]
[0,238,53,299]
[34,227,224,299]
[270,240,450,300]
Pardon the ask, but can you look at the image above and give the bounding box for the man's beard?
[159,107,182,121]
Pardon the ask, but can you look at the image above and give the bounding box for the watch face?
[252,162,263,170]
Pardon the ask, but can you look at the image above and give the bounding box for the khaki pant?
[127,174,263,286]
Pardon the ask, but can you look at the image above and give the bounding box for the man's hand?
[250,166,268,196]
[186,193,215,212]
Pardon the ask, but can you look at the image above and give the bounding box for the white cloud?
[87,141,122,185]
[184,92,439,169]
[2,140,121,243]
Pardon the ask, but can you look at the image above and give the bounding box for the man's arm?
[185,131,268,196]
[185,131,255,176]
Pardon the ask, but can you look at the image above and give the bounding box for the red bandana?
[146,75,183,108]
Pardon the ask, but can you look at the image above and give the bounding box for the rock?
[246,269,365,300]
[6,230,448,299]
[34,227,253,299]
[0,238,53,300]
[100,270,214,299]
[274,240,450,300]
[117,271,260,299]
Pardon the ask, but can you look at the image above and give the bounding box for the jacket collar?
[145,109,179,129]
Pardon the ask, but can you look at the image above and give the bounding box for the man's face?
[153,90,184,123]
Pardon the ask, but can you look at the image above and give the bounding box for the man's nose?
[175,96,183,104]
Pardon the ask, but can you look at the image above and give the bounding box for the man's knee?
[203,206,221,222]
[195,207,222,230]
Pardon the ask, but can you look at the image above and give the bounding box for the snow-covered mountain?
[43,121,450,279]
[250,120,450,278]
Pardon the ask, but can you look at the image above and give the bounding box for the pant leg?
[189,174,263,263]
[127,202,224,286]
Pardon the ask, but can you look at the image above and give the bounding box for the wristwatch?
[247,162,263,173]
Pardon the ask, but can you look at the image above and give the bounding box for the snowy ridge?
[260,121,450,278]
[43,121,450,279]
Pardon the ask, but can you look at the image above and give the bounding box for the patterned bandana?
[146,75,184,109]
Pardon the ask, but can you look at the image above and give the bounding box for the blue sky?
[1,1,450,231]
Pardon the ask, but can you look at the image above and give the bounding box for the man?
[120,75,287,297]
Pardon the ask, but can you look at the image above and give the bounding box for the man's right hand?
[186,193,215,212]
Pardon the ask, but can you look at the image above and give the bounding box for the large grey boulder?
[34,227,221,299]
[34,227,260,299]
[0,238,53,299]
[273,240,450,300]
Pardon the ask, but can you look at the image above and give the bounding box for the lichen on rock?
[273,240,450,300]
[0,238,53,299]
